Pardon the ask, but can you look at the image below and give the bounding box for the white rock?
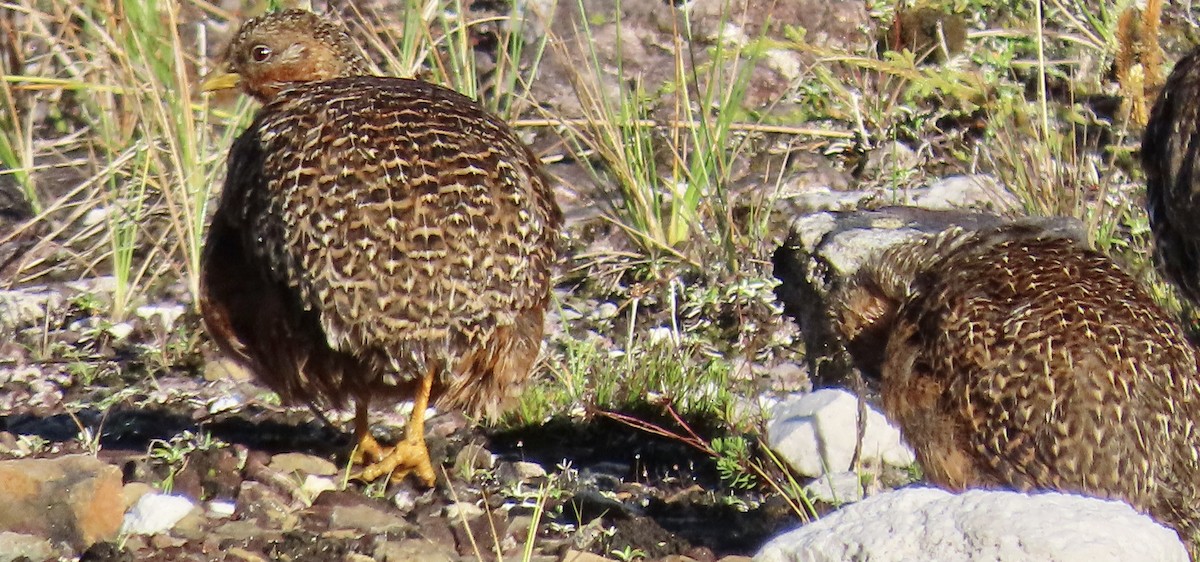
[122,493,195,535]
[755,488,1188,562]
[208,500,236,517]
[802,471,862,505]
[135,304,186,330]
[766,389,914,478]
[913,174,1019,212]
[300,475,338,502]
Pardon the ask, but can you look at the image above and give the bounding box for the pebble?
[324,501,411,534]
[235,481,293,526]
[453,443,497,476]
[122,493,196,535]
[269,452,338,476]
[497,461,548,485]
[0,454,123,550]
[443,502,484,520]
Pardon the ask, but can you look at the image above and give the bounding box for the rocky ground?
[2,0,1199,560]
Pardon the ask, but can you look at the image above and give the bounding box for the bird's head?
[202,9,372,103]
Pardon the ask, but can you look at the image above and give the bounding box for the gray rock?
[122,493,196,535]
[454,443,497,477]
[914,174,1018,211]
[326,502,411,534]
[766,389,913,478]
[754,488,1188,562]
[497,460,548,485]
[0,531,53,562]
[802,470,863,505]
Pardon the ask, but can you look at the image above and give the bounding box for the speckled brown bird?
[831,222,1200,547]
[199,9,561,485]
[1144,46,1200,304]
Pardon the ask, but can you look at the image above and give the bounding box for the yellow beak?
[200,70,241,93]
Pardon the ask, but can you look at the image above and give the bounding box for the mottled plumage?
[832,223,1200,547]
[1144,46,1200,303]
[200,10,561,484]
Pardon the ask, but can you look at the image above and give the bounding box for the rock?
[121,493,196,535]
[134,303,186,330]
[497,461,548,484]
[444,501,484,520]
[0,531,54,562]
[269,452,338,476]
[324,501,411,534]
[862,141,919,179]
[235,481,294,526]
[299,475,337,502]
[802,470,863,505]
[0,288,66,334]
[0,454,123,550]
[754,488,1189,562]
[914,174,1018,212]
[766,389,914,478]
[208,500,236,517]
[375,539,456,562]
[453,443,496,477]
[561,549,617,562]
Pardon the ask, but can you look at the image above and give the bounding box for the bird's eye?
[250,45,272,62]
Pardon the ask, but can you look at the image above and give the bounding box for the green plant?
[147,430,223,493]
[610,545,647,562]
[712,435,757,490]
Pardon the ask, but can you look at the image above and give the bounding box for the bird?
[198,9,562,486]
[830,221,1200,548]
[1144,46,1200,304]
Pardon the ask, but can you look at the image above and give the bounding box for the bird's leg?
[352,367,437,486]
[351,400,386,464]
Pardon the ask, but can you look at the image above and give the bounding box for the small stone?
[0,531,53,562]
[122,493,196,535]
[443,501,483,520]
[208,500,236,517]
[594,302,618,319]
[327,503,411,534]
[375,539,455,562]
[561,550,616,562]
[454,443,496,476]
[0,454,123,549]
[497,461,547,484]
[105,322,134,341]
[235,481,293,526]
[300,475,338,503]
[269,452,338,476]
[134,304,186,331]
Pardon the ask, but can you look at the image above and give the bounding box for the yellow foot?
[351,432,387,465]
[351,435,436,486]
